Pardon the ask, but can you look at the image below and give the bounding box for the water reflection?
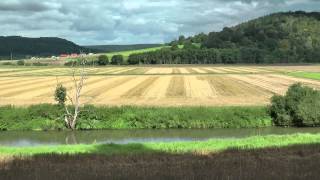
[0,128,319,147]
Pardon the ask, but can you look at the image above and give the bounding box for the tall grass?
[0,104,272,131]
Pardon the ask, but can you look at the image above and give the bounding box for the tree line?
[127,47,320,65]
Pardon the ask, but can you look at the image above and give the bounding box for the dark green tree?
[111,55,124,65]
[54,84,67,106]
[97,55,109,65]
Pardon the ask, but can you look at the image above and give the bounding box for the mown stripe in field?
[145,68,173,74]
[144,76,171,98]
[94,68,126,75]
[185,68,199,74]
[37,76,110,98]
[199,76,272,97]
[0,77,73,97]
[85,77,136,98]
[0,77,56,92]
[122,77,160,98]
[268,74,320,89]
[185,76,215,98]
[230,75,286,95]
[172,68,181,74]
[115,68,148,75]
[166,76,186,97]
[198,68,216,74]
[0,77,40,85]
[204,68,227,74]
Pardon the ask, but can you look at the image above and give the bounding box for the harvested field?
[166,76,186,97]
[0,65,318,76]
[0,65,319,106]
[145,68,172,74]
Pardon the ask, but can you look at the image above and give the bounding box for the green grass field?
[105,46,168,60]
[0,133,318,156]
[288,72,320,80]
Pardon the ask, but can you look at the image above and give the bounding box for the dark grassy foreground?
[0,143,319,179]
[0,134,319,179]
[0,105,271,130]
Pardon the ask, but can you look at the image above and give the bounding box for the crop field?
[0,65,319,106]
[0,65,319,76]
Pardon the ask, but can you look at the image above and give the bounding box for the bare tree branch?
[60,52,87,130]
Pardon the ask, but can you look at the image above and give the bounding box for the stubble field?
[0,65,319,106]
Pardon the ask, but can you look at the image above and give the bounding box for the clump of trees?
[111,55,124,65]
[127,48,262,65]
[97,55,109,65]
[269,83,320,127]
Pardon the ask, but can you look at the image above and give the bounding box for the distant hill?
[0,36,93,60]
[161,11,320,64]
[85,44,163,53]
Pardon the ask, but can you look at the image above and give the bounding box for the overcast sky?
[0,0,319,45]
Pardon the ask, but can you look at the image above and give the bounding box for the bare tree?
[57,53,87,130]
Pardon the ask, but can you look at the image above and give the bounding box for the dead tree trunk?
[64,54,87,130]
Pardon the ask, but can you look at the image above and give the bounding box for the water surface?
[0,128,319,147]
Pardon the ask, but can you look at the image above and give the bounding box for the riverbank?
[0,133,319,156]
[0,104,272,131]
[0,134,319,179]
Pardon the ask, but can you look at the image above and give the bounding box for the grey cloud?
[0,0,319,45]
[0,1,51,12]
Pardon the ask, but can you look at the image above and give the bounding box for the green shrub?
[111,55,124,65]
[2,62,14,65]
[54,84,67,106]
[32,62,48,66]
[17,60,25,66]
[64,61,77,66]
[97,55,109,65]
[269,83,320,127]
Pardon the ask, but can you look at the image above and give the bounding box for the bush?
[111,55,124,65]
[2,62,14,65]
[64,61,77,66]
[17,60,25,66]
[97,55,109,65]
[55,84,67,106]
[32,62,48,66]
[269,83,320,127]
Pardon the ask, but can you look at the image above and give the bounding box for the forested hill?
[202,11,320,62]
[136,11,319,65]
[0,36,92,60]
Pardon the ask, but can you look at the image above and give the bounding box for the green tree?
[97,55,109,65]
[178,35,186,45]
[171,42,179,51]
[54,84,67,106]
[269,83,320,127]
[17,60,25,66]
[111,55,124,65]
